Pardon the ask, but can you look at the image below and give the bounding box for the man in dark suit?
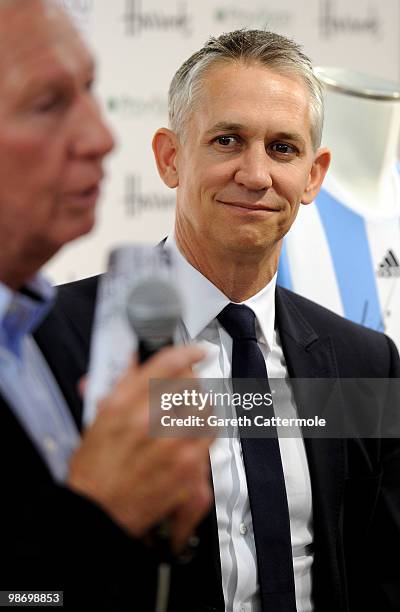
[0,2,213,610]
[57,30,400,612]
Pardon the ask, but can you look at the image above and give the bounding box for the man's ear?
[152,128,180,188]
[301,147,331,204]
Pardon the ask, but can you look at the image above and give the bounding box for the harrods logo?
[122,0,191,37]
[214,5,291,29]
[107,95,167,119]
[124,175,175,217]
[319,0,381,39]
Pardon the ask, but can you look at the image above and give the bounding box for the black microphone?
[126,277,182,363]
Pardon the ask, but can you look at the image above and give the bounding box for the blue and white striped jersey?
[278,165,400,350]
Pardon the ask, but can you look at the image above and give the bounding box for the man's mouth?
[65,184,101,209]
[65,173,104,207]
[217,200,278,212]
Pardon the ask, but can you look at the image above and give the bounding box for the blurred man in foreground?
[0,1,212,609]
[61,30,400,611]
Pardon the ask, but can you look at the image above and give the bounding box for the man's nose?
[234,143,273,191]
[70,93,115,160]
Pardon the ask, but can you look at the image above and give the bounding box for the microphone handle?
[138,337,173,363]
[138,336,176,563]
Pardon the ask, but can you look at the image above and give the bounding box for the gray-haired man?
[61,29,400,612]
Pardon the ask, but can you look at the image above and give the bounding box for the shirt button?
[43,436,58,453]
[239,522,247,535]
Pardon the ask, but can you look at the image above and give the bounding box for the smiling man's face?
[168,61,328,265]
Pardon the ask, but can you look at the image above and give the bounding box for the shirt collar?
[166,235,276,350]
[0,273,56,357]
[243,273,276,349]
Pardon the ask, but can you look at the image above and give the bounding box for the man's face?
[0,1,114,278]
[169,62,327,262]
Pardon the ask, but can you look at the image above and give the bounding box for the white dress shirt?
[166,236,314,612]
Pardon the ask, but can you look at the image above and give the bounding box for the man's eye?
[270,142,296,155]
[31,88,71,114]
[33,96,61,113]
[215,135,238,147]
[85,79,94,92]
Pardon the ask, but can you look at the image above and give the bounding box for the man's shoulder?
[54,274,103,353]
[57,274,101,306]
[277,286,399,371]
[277,285,380,336]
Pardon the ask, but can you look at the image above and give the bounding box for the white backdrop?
[45,0,400,284]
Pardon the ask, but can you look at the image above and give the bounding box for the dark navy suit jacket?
[1,275,399,611]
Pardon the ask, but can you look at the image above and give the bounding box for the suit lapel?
[0,389,53,480]
[275,287,346,611]
[34,306,85,431]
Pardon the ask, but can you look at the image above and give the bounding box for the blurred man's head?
[153,30,330,272]
[0,0,114,289]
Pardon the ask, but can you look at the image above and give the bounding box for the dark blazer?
[0,296,160,611]
[1,275,399,611]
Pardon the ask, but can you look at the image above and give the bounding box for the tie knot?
[217,303,257,340]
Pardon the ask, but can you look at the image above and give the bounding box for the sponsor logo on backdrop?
[124,175,175,217]
[214,5,291,29]
[122,0,191,37]
[106,95,167,119]
[319,0,381,39]
[376,249,400,278]
[58,0,93,30]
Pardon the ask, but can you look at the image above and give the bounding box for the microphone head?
[126,278,182,341]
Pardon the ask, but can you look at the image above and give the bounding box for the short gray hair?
[168,29,324,150]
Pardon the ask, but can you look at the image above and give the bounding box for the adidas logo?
[377,249,400,278]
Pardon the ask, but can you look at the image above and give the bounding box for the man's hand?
[67,345,213,552]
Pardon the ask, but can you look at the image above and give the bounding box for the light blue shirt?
[0,275,79,483]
